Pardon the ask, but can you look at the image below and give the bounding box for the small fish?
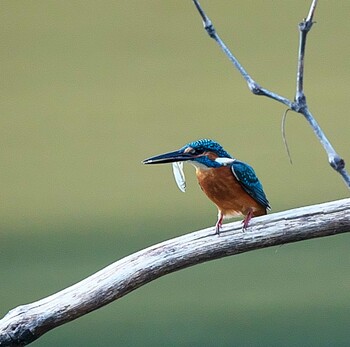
[172,162,186,192]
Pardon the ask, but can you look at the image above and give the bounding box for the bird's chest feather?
[195,167,264,217]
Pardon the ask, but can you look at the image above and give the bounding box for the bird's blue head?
[143,139,234,168]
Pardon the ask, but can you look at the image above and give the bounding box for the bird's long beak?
[142,149,193,164]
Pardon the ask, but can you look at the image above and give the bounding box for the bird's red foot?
[242,209,254,231]
[215,213,223,235]
[215,221,222,235]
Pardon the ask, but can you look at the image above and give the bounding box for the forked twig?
[192,0,350,188]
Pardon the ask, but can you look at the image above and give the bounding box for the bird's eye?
[190,148,203,155]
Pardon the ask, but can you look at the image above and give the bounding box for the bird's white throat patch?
[215,157,236,166]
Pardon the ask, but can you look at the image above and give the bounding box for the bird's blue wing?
[231,160,270,209]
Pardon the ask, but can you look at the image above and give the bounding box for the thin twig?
[192,0,293,108]
[192,0,350,188]
[296,0,317,101]
[306,0,318,23]
[0,199,349,346]
[281,109,293,164]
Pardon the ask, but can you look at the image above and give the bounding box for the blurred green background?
[1,1,349,346]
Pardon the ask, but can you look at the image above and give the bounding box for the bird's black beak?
[142,149,193,164]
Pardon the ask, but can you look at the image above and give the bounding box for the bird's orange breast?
[195,166,266,219]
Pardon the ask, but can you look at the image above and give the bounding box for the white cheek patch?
[172,162,186,192]
[215,157,235,166]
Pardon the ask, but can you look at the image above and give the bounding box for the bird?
[142,139,270,234]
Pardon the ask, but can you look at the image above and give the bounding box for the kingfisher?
[142,139,270,234]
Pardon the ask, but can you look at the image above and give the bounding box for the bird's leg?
[215,211,223,235]
[242,209,254,230]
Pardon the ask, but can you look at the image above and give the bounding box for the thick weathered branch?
[0,199,349,346]
[192,0,350,188]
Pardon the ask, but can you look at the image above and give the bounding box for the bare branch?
[306,0,318,23]
[192,0,350,188]
[302,108,348,182]
[296,0,317,100]
[0,199,349,346]
[192,0,293,108]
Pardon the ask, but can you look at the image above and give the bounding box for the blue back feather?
[231,160,270,209]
